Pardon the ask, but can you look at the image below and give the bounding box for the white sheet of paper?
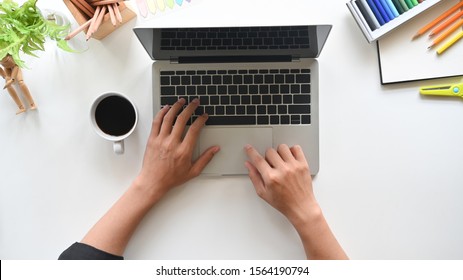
[377,0,463,84]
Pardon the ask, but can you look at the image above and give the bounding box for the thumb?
[189,146,220,178]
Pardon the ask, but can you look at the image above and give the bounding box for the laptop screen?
[134,25,332,61]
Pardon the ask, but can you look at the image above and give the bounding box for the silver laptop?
[134,25,331,175]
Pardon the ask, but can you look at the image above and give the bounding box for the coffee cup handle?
[113,140,125,155]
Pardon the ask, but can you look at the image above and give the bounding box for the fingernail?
[244,144,252,150]
[212,146,220,154]
[192,98,199,104]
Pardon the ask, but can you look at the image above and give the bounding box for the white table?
[1,0,462,259]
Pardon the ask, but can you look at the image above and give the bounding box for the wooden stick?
[69,0,93,18]
[113,3,123,23]
[107,4,117,26]
[65,19,92,40]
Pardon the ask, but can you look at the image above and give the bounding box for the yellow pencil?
[437,30,463,55]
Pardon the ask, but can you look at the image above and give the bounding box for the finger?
[159,98,186,136]
[189,146,220,178]
[290,145,308,164]
[151,105,170,137]
[182,113,209,154]
[245,161,266,198]
[277,144,294,162]
[265,148,284,168]
[244,144,272,175]
[171,98,199,138]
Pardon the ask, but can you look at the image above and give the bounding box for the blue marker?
[176,0,184,5]
[385,0,400,17]
[380,0,395,19]
[367,0,385,25]
[373,0,390,22]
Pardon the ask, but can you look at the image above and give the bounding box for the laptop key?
[206,116,256,125]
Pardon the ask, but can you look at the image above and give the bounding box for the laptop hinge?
[172,55,293,64]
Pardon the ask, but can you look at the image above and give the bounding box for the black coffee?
[95,95,136,136]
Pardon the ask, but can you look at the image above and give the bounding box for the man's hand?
[245,144,348,260]
[244,144,318,226]
[135,98,220,202]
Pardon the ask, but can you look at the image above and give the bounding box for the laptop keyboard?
[160,26,311,51]
[160,68,311,126]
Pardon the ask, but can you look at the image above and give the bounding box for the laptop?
[134,25,331,175]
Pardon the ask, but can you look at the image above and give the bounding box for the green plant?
[0,0,73,68]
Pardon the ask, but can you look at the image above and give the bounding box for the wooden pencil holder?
[63,0,137,40]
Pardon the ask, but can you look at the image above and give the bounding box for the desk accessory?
[90,92,138,155]
[0,0,75,114]
[411,0,463,53]
[346,0,442,42]
[63,0,136,40]
[420,80,463,97]
[377,0,463,84]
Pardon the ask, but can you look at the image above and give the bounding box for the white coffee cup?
[90,92,138,155]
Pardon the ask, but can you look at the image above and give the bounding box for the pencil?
[107,4,117,26]
[93,5,107,34]
[65,19,92,40]
[412,1,463,39]
[429,10,463,37]
[428,18,463,49]
[113,3,123,23]
[436,30,463,55]
[69,0,94,18]
[75,0,95,14]
[86,6,101,40]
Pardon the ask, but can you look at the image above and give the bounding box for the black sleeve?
[58,242,124,260]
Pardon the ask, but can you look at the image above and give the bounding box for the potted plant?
[0,0,73,114]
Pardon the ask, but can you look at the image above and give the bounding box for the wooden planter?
[63,0,137,40]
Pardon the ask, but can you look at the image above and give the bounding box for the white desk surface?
[1,0,463,260]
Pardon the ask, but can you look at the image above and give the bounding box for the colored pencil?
[436,30,463,55]
[107,3,117,26]
[113,3,122,22]
[429,10,463,37]
[65,19,92,40]
[413,1,463,39]
[428,18,463,49]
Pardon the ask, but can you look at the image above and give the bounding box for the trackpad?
[199,127,273,175]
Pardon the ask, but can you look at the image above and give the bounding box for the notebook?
[134,25,332,175]
[378,0,463,84]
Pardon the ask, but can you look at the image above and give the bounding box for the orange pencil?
[429,18,463,49]
[429,10,463,37]
[412,1,463,39]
